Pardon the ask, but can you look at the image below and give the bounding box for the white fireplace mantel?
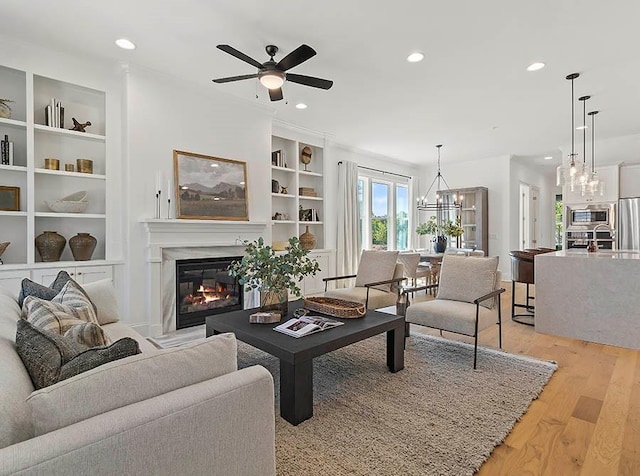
[140,219,268,262]
[140,218,267,336]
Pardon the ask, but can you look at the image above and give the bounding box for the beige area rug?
[237,333,557,476]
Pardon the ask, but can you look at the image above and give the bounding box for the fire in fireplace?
[176,257,243,329]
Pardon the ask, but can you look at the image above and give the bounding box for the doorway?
[519,183,540,250]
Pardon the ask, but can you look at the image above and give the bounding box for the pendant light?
[577,95,591,189]
[584,110,605,197]
[556,73,580,190]
[417,145,462,211]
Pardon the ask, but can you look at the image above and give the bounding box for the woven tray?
[303,297,366,319]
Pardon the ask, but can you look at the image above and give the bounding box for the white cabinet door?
[31,265,113,286]
[75,266,113,284]
[302,252,331,296]
[0,270,31,296]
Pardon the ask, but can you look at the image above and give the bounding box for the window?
[357,172,411,252]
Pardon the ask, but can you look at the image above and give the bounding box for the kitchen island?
[535,250,640,350]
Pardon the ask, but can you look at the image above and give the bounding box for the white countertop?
[540,250,640,260]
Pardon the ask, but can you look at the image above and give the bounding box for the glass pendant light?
[578,95,591,192]
[584,110,605,197]
[557,73,580,190]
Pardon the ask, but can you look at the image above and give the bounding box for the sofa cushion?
[355,250,399,292]
[406,299,497,336]
[82,278,120,325]
[18,271,96,313]
[436,255,499,309]
[28,333,238,436]
[0,287,34,449]
[15,319,139,390]
[63,321,108,347]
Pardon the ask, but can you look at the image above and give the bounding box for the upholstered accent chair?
[397,252,431,296]
[323,250,405,310]
[401,254,505,368]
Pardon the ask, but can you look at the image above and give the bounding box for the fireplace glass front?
[176,257,243,329]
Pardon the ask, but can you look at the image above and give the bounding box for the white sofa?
[0,285,276,476]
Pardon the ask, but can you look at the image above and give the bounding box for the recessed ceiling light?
[407,52,424,63]
[240,181,245,185]
[295,103,307,110]
[210,163,219,167]
[576,125,588,130]
[526,62,545,72]
[115,38,136,50]
[544,156,553,160]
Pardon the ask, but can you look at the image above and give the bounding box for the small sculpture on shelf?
[70,118,92,133]
[0,99,14,119]
[300,146,312,171]
[0,242,9,265]
[280,185,288,194]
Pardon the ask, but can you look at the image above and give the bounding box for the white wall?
[123,66,273,332]
[509,158,558,253]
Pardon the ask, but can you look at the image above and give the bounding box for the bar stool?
[509,248,554,326]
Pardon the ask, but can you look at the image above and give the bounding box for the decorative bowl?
[45,191,89,213]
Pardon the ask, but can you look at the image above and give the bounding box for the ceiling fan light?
[259,71,285,89]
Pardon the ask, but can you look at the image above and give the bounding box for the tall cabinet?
[270,132,334,295]
[438,186,489,255]
[0,63,119,293]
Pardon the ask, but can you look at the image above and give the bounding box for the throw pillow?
[354,250,400,292]
[18,270,96,313]
[15,319,139,390]
[28,333,237,436]
[436,254,499,309]
[82,279,120,325]
[64,321,108,347]
[51,280,99,324]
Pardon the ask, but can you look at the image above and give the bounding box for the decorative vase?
[260,288,288,317]
[272,179,280,193]
[434,236,447,253]
[69,233,97,261]
[299,226,316,250]
[35,231,66,262]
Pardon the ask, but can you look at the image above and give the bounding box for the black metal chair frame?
[511,281,535,326]
[400,283,505,369]
[323,274,406,309]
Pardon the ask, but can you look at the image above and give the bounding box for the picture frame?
[173,150,249,221]
[0,186,20,211]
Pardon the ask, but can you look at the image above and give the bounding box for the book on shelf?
[274,315,344,338]
[0,135,13,165]
[44,98,64,128]
[271,149,287,168]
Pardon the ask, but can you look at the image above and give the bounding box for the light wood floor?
[409,282,640,476]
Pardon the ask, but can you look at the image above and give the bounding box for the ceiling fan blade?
[269,87,284,101]
[276,44,316,71]
[216,45,264,69]
[286,73,333,90]
[212,74,258,84]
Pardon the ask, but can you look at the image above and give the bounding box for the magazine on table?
[274,315,344,338]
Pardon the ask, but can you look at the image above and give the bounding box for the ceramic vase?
[260,288,288,317]
[69,233,97,261]
[434,236,447,253]
[35,231,66,262]
[299,226,316,250]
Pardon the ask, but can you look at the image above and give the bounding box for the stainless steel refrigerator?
[618,197,640,251]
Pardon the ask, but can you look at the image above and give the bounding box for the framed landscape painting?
[173,150,249,220]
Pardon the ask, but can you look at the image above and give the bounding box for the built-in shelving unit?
[438,186,488,255]
[271,134,325,250]
[0,63,109,267]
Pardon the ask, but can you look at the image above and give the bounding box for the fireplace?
[175,257,243,329]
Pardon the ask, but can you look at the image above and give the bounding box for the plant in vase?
[416,216,464,252]
[228,236,320,317]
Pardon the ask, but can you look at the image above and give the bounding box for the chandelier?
[556,73,581,190]
[417,144,462,211]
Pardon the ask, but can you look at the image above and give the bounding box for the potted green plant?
[416,216,464,252]
[228,236,320,316]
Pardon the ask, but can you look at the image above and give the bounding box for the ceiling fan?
[212,44,333,101]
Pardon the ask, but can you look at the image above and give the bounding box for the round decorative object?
[299,226,316,250]
[69,233,97,261]
[434,236,447,253]
[272,179,280,193]
[76,159,93,174]
[260,288,288,317]
[0,100,11,119]
[300,146,312,171]
[65,164,75,172]
[35,231,66,262]
[0,241,9,264]
[45,191,89,213]
[44,158,60,170]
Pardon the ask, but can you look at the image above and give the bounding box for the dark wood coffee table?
[205,300,404,425]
